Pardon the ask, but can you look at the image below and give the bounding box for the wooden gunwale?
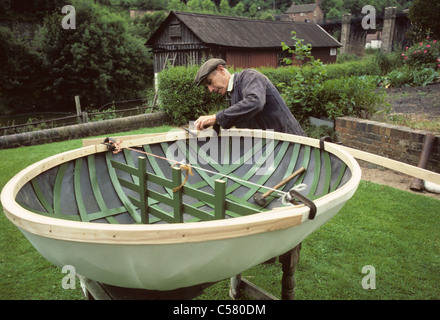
[1,130,361,245]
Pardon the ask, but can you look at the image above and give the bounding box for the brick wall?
[0,112,169,150]
[335,116,440,173]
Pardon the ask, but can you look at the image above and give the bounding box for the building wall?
[151,15,206,74]
[150,15,336,72]
[284,7,324,23]
[226,49,278,69]
[335,117,440,173]
[311,47,337,64]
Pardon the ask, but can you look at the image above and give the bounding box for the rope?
[172,163,193,192]
[105,138,298,199]
[281,184,308,206]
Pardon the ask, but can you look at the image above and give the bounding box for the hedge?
[157,58,386,126]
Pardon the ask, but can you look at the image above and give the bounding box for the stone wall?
[0,112,169,150]
[335,117,440,173]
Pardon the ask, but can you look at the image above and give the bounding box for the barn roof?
[147,11,341,49]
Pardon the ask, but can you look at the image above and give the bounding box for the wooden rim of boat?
[1,129,362,245]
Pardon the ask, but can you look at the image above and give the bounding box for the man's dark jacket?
[215,69,305,136]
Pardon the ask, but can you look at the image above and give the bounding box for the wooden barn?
[146,11,341,74]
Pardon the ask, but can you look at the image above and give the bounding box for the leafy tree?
[131,10,167,40]
[38,0,152,110]
[168,0,185,11]
[187,0,202,12]
[201,0,216,12]
[219,0,231,14]
[408,0,440,40]
[232,2,245,16]
[0,27,47,114]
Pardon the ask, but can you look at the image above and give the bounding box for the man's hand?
[194,115,216,131]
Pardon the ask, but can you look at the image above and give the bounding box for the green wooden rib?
[175,137,281,210]
[105,152,142,223]
[74,158,90,222]
[296,145,311,185]
[330,163,347,193]
[111,156,262,224]
[53,163,68,215]
[87,155,118,224]
[22,137,351,224]
[307,149,321,198]
[31,179,53,214]
[322,151,332,196]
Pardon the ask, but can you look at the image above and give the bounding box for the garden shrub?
[411,67,439,86]
[318,76,388,119]
[277,31,385,121]
[158,64,226,125]
[402,36,440,70]
[157,31,391,126]
[387,67,414,87]
[375,50,404,75]
[278,61,327,122]
[324,56,381,79]
[386,66,439,87]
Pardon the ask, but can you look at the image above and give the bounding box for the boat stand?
[77,244,301,301]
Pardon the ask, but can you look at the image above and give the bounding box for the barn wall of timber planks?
[147,11,342,74]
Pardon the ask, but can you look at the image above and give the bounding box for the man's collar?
[227,74,234,93]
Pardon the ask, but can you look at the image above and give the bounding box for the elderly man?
[194,59,304,299]
[194,58,305,136]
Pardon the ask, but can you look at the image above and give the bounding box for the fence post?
[75,95,82,124]
[82,111,88,123]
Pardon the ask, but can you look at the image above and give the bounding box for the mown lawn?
[1,126,439,300]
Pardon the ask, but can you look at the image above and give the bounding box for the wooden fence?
[1,96,154,136]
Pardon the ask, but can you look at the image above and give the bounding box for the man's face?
[202,65,229,96]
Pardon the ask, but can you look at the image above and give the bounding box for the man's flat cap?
[194,58,226,86]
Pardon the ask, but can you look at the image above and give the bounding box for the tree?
[0,27,47,114]
[232,2,245,16]
[408,0,440,40]
[187,0,202,12]
[201,0,216,12]
[168,0,185,11]
[38,0,152,110]
[219,0,231,15]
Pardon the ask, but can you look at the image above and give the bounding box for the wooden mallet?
[253,167,305,206]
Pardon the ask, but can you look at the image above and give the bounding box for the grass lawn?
[1,126,439,300]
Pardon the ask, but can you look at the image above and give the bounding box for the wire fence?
[1,98,156,136]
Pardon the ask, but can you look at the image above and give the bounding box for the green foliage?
[130,10,167,40]
[386,68,414,87]
[278,31,327,122]
[158,64,226,125]
[408,0,440,40]
[37,0,152,110]
[374,50,404,75]
[402,36,440,70]
[278,64,327,122]
[0,27,47,114]
[277,31,385,121]
[411,67,439,86]
[319,76,388,119]
[281,31,313,65]
[325,55,382,79]
[385,66,439,88]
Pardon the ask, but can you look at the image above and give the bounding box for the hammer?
[253,167,305,206]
